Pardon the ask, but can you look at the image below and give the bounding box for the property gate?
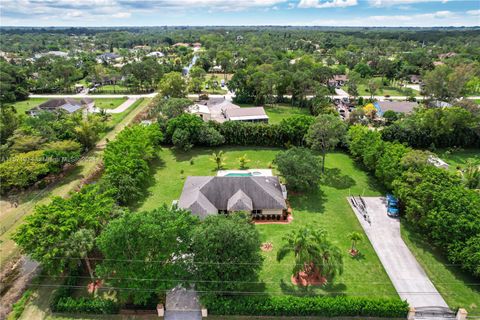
[414,306,456,319]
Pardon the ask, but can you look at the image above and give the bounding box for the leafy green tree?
[279,115,315,146]
[277,227,343,282]
[275,147,321,192]
[382,110,398,125]
[190,214,263,292]
[0,150,50,193]
[211,150,226,170]
[0,61,29,103]
[197,125,225,147]
[159,72,187,98]
[172,128,193,151]
[0,105,21,145]
[306,114,347,173]
[13,185,116,274]
[103,124,163,205]
[375,142,410,189]
[97,206,198,305]
[353,63,373,78]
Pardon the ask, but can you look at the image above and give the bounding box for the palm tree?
[277,227,343,282]
[238,154,250,169]
[461,161,480,190]
[211,151,226,170]
[64,229,96,280]
[75,117,100,151]
[348,231,362,254]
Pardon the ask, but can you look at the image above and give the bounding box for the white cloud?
[112,12,131,18]
[369,0,448,7]
[298,0,357,8]
[292,9,478,27]
[467,9,480,16]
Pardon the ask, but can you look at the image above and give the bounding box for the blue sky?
[1,0,479,27]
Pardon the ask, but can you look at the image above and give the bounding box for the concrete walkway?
[348,196,449,309]
[165,286,202,320]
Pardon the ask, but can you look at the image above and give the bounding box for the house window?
[252,209,263,215]
[218,210,228,215]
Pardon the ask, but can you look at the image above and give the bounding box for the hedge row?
[202,296,409,318]
[50,273,119,314]
[52,296,120,314]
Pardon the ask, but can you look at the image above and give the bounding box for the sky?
[0,0,479,27]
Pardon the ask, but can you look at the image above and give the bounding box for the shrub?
[202,296,409,318]
[52,297,120,314]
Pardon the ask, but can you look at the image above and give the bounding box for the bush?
[202,296,409,318]
[52,297,120,314]
[50,273,120,314]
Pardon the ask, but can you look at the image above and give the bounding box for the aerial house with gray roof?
[177,176,287,219]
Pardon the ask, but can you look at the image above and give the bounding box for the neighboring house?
[428,156,449,169]
[146,51,164,58]
[177,176,287,219]
[374,101,418,116]
[438,52,457,59]
[96,52,121,63]
[212,65,223,72]
[188,98,269,123]
[34,51,69,59]
[328,75,348,87]
[409,75,422,84]
[26,98,94,116]
[429,100,452,108]
[225,107,269,123]
[173,42,190,47]
[188,103,211,121]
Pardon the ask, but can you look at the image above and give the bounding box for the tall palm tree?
[277,227,343,281]
[75,117,99,151]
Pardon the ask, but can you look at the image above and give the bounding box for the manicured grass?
[135,147,396,298]
[93,98,127,109]
[435,148,480,171]
[9,98,126,114]
[237,103,311,124]
[401,225,480,315]
[94,84,130,93]
[10,98,48,114]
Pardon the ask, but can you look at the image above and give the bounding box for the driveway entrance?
[348,196,449,309]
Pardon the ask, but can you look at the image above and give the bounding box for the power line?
[31,274,480,286]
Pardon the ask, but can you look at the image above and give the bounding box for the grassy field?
[93,84,130,93]
[10,98,126,113]
[237,103,311,124]
[135,147,396,298]
[94,98,127,109]
[10,98,48,113]
[434,148,480,171]
[401,225,480,315]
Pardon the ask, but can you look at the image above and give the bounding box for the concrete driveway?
[348,196,448,309]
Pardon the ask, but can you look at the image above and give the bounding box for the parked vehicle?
[386,194,399,217]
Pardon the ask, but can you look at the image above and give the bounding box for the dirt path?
[0,98,151,270]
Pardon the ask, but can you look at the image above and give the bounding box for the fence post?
[456,308,467,320]
[201,308,208,317]
[407,307,415,320]
[156,304,164,317]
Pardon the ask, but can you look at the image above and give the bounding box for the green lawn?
[94,98,127,109]
[435,148,480,171]
[10,98,48,114]
[135,147,396,298]
[401,225,480,315]
[10,98,126,113]
[237,103,311,124]
[94,84,130,93]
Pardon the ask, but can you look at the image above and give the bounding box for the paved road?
[29,93,157,98]
[348,196,449,309]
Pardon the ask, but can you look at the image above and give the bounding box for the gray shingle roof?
[227,189,253,211]
[178,176,286,218]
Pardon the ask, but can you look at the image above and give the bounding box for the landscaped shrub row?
[52,296,120,314]
[202,295,409,318]
[50,274,120,314]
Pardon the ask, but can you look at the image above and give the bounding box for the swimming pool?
[225,171,262,177]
